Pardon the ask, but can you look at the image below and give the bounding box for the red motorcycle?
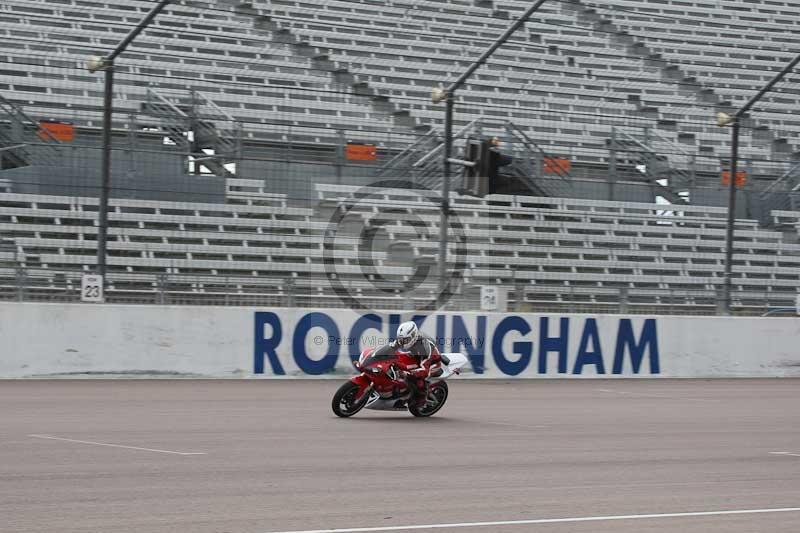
[331,344,467,418]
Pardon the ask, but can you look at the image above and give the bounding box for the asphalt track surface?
[2,380,800,533]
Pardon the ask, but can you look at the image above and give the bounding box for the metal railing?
[1,264,796,316]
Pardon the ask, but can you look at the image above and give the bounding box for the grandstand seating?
[565,0,800,151]
[1,185,798,312]
[2,0,798,176]
[1,0,799,313]
[261,0,800,174]
[0,0,419,147]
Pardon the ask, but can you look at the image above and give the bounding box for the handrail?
[761,160,800,196]
[412,118,481,168]
[146,89,189,118]
[504,122,571,182]
[761,307,798,317]
[378,128,439,174]
[193,91,236,122]
[614,129,693,184]
[647,128,693,157]
[615,129,658,154]
[0,94,62,147]
[0,144,28,153]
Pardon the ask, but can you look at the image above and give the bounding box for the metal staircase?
[376,128,442,181]
[376,119,485,192]
[503,122,573,198]
[377,119,574,198]
[609,128,691,205]
[0,94,62,169]
[758,160,800,225]
[142,89,241,178]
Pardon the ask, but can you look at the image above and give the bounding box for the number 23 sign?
[81,275,104,303]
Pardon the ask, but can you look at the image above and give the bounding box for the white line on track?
[28,434,206,456]
[770,451,800,458]
[471,420,547,430]
[264,507,800,533]
[594,388,712,401]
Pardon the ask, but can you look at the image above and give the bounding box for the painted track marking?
[28,434,206,456]
[594,388,712,401]
[770,451,800,458]
[472,420,547,430]
[264,507,800,533]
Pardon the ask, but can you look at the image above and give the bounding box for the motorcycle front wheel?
[409,381,448,418]
[332,382,368,418]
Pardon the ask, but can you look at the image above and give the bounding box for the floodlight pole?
[91,0,172,281]
[435,0,549,297]
[436,95,454,304]
[97,67,115,282]
[719,52,800,314]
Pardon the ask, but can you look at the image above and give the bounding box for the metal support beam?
[737,54,800,117]
[608,127,617,201]
[96,67,114,279]
[335,129,345,182]
[91,0,172,282]
[446,0,549,95]
[435,0,549,298]
[107,1,173,62]
[720,51,800,314]
[437,96,454,298]
[722,120,740,315]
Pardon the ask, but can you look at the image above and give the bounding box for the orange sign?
[544,157,571,174]
[38,121,74,142]
[721,170,746,187]
[346,143,377,161]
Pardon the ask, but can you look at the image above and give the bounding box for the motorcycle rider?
[392,321,442,407]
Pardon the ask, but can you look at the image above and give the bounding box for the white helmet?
[396,321,419,350]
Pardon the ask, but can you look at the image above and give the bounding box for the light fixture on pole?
[716,112,734,128]
[86,55,109,74]
[431,87,448,104]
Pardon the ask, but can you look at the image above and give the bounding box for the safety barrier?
[1,303,798,378]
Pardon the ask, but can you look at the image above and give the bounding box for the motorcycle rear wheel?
[409,381,448,417]
[332,382,368,418]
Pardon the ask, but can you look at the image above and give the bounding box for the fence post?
[715,286,727,315]
[335,130,345,183]
[157,273,167,305]
[15,267,26,302]
[619,287,629,314]
[286,277,296,308]
[608,127,617,201]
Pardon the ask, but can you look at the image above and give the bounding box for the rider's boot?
[409,377,428,407]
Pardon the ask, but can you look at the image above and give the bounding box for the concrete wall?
[1,303,799,378]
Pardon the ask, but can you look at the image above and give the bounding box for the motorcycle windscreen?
[363,344,398,365]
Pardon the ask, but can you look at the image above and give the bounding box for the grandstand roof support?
[434,0,549,299]
[720,51,800,315]
[90,0,172,283]
[436,95,454,305]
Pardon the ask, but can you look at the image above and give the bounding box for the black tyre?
[408,381,448,417]
[332,382,368,418]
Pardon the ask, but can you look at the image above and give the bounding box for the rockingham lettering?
[253,312,661,377]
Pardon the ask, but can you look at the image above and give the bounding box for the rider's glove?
[409,367,429,379]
